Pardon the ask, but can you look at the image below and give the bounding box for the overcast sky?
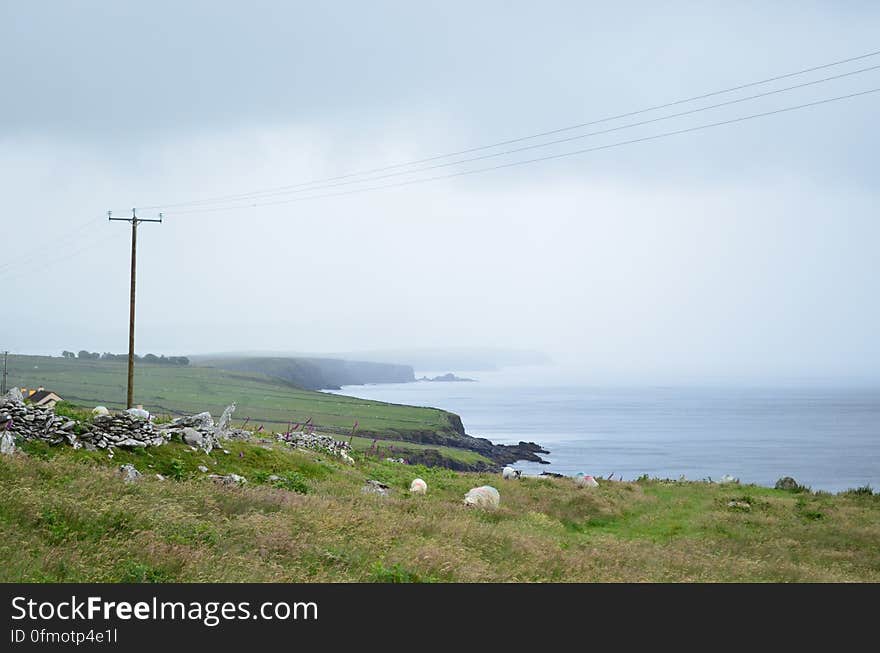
[1,1,878,383]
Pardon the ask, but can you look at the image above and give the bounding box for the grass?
[348,435,491,465]
[5,355,492,466]
[6,354,454,434]
[1,439,878,582]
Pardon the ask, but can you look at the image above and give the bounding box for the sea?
[329,367,880,493]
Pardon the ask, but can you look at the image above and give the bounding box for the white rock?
[464,485,500,509]
[209,473,247,486]
[197,465,209,473]
[409,478,427,494]
[0,432,15,455]
[182,428,204,447]
[2,387,24,404]
[118,463,142,483]
[362,479,391,496]
[92,405,110,417]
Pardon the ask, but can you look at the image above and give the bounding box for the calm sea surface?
[330,369,880,493]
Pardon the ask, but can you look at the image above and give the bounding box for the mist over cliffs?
[191,356,415,390]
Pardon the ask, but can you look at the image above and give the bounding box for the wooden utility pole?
[109,209,162,408]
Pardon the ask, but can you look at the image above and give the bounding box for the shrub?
[844,485,874,496]
[164,458,187,481]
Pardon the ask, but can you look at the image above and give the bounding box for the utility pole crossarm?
[108,208,162,408]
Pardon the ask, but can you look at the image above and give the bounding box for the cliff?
[192,356,415,390]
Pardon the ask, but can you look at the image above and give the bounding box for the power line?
[0,230,122,283]
[162,87,880,216]
[127,48,880,212]
[0,215,105,274]
[147,64,880,208]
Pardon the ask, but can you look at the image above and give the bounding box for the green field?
[1,439,878,582]
[5,355,489,466]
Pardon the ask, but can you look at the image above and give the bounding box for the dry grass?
[1,443,878,582]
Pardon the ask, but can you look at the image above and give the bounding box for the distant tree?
[61,350,75,359]
[144,353,160,363]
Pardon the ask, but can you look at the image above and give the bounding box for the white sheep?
[463,485,500,509]
[410,478,428,494]
[574,473,599,488]
[502,466,521,480]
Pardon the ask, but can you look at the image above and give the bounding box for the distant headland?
[418,373,476,383]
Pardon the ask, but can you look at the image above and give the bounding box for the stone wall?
[0,388,353,462]
[0,389,165,450]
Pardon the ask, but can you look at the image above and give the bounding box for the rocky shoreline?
[352,411,549,471]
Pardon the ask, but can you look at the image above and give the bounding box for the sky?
[1,1,879,383]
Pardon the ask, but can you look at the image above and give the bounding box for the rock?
[126,407,150,419]
[2,387,24,404]
[197,465,209,473]
[727,500,751,511]
[574,473,599,488]
[409,478,427,494]
[209,473,247,486]
[118,463,142,483]
[362,479,391,496]
[775,476,800,491]
[540,471,565,479]
[463,485,500,509]
[117,438,146,448]
[171,412,214,429]
[155,473,166,481]
[502,466,521,480]
[718,474,739,484]
[0,432,15,455]
[215,403,236,437]
[278,430,354,461]
[181,428,205,447]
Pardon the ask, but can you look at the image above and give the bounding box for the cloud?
[2,2,879,382]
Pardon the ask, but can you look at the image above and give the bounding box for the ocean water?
[330,369,880,493]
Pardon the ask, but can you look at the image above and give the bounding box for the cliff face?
[355,410,549,470]
[194,356,415,390]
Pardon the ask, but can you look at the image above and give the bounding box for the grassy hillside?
[5,355,487,466]
[1,439,877,582]
[192,356,414,390]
